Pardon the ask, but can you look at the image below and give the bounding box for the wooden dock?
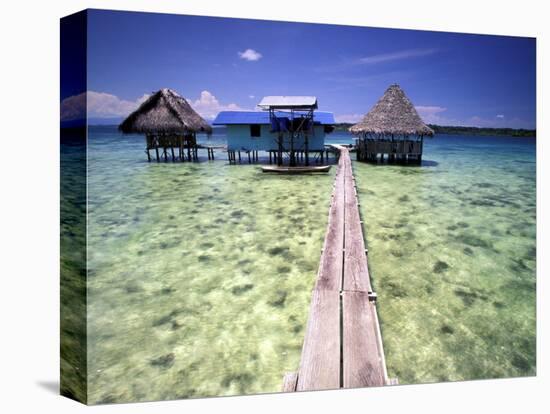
[283,146,393,392]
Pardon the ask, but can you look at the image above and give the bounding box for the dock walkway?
[283,146,392,392]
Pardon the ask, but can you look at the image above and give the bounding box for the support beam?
[282,372,298,392]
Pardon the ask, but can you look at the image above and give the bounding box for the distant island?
[333,123,536,137]
[82,119,536,138]
[426,124,536,137]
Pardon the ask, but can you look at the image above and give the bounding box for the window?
[250,124,261,137]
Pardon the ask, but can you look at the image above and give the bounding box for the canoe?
[261,165,332,174]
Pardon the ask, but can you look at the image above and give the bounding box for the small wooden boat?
[261,165,332,174]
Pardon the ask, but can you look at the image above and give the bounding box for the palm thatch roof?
[119,88,212,135]
[349,84,434,136]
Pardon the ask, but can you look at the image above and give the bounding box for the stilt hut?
[258,96,320,167]
[350,84,434,165]
[119,88,212,162]
[212,108,334,165]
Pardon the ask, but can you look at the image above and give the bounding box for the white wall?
[226,125,326,151]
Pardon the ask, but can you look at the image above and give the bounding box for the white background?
[0,0,547,412]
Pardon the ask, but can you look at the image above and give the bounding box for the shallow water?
[82,127,536,403]
[86,127,335,403]
[353,134,536,384]
[60,130,87,401]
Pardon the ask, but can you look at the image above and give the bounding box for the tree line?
[332,123,536,137]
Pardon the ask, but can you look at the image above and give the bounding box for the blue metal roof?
[213,111,335,125]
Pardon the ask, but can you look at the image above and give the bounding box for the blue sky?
[64,9,536,128]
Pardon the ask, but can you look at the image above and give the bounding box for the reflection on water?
[354,134,536,384]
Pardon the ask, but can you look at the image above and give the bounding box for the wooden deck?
[283,146,393,392]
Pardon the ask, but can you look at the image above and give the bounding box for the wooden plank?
[314,155,345,292]
[296,289,341,391]
[342,291,386,388]
[282,372,298,392]
[293,147,388,392]
[343,154,372,292]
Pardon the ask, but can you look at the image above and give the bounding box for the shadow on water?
[368,159,439,168]
[421,159,439,167]
[36,380,59,395]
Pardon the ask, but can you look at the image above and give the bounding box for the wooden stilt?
[305,134,310,166]
[278,134,283,166]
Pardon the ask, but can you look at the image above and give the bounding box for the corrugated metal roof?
[213,111,335,125]
[257,96,317,108]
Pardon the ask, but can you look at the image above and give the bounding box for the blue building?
[213,96,335,165]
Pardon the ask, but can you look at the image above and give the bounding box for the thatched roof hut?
[119,88,212,135]
[349,84,434,137]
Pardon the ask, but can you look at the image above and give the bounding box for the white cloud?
[415,105,448,124]
[496,114,505,119]
[60,91,149,121]
[192,90,246,119]
[359,48,437,65]
[415,106,447,115]
[238,48,262,61]
[87,91,149,118]
[60,93,86,121]
[61,90,245,121]
[249,95,255,99]
[335,114,363,123]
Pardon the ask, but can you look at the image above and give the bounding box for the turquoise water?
[86,127,335,403]
[353,134,536,384]
[60,129,87,402]
[80,127,535,403]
